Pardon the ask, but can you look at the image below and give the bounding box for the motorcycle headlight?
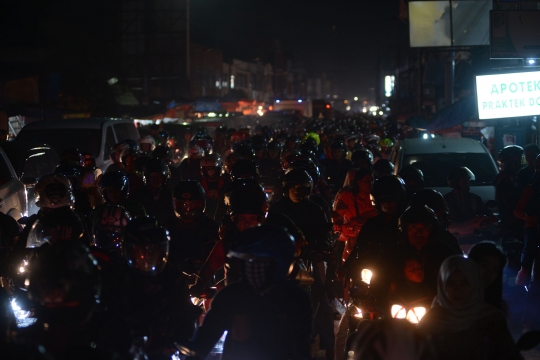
[361,269,372,284]
[406,307,426,324]
[353,306,363,318]
[391,304,407,319]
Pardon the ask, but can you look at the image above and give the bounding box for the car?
[0,147,26,220]
[15,118,139,172]
[389,137,499,203]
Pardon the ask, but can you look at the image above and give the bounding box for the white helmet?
[139,135,156,153]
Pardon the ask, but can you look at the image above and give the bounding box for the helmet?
[302,132,320,146]
[229,179,268,217]
[98,171,129,202]
[447,167,475,188]
[200,153,222,168]
[228,224,296,282]
[26,242,100,317]
[231,131,249,143]
[282,168,313,192]
[280,149,301,170]
[289,158,320,185]
[410,189,449,224]
[371,176,406,204]
[152,145,173,163]
[231,159,259,181]
[498,145,523,164]
[35,173,74,209]
[54,164,82,191]
[91,204,131,252]
[398,205,439,234]
[379,138,394,150]
[267,140,282,152]
[110,142,130,165]
[331,141,347,152]
[27,207,84,248]
[285,135,299,147]
[196,139,213,154]
[82,151,96,169]
[399,166,424,186]
[59,148,84,167]
[224,152,243,174]
[233,143,256,160]
[352,149,374,166]
[120,145,139,170]
[123,217,169,275]
[173,181,206,219]
[139,135,156,154]
[188,145,204,159]
[300,137,318,154]
[372,159,395,178]
[144,158,170,183]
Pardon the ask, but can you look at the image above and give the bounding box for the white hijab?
[419,255,502,334]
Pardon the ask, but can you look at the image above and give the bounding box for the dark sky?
[191,0,409,99]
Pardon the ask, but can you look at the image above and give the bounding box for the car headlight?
[361,269,372,284]
[391,304,426,324]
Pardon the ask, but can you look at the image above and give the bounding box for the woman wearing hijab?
[419,255,521,360]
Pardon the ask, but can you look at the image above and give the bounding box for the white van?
[15,118,139,172]
[389,137,499,203]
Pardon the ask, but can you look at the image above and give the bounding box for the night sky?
[191,0,409,100]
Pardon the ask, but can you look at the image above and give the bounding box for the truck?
[273,99,332,118]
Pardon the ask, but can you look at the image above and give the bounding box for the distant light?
[107,77,118,85]
[354,97,359,101]
[346,106,351,111]
[258,105,263,110]
[344,100,348,104]
[379,111,383,115]
[325,104,331,109]
[372,112,377,116]
[230,75,235,89]
[528,59,536,65]
[369,106,378,112]
[269,106,273,110]
[276,100,280,103]
[298,99,302,103]
[431,134,435,138]
[208,112,216,117]
[362,107,367,113]
[423,134,428,139]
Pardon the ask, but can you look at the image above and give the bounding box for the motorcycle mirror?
[21,177,37,187]
[517,330,540,350]
[486,200,498,208]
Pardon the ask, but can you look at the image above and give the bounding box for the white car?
[389,137,499,203]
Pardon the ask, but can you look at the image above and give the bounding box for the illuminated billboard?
[409,1,491,48]
[476,71,540,119]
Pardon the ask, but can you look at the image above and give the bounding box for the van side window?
[114,123,138,143]
[104,127,116,161]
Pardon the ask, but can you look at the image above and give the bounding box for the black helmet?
[372,159,395,178]
[152,145,173,163]
[233,143,256,160]
[173,181,206,219]
[399,166,424,183]
[228,224,296,282]
[497,145,523,163]
[91,204,131,252]
[409,189,449,224]
[55,164,82,191]
[331,141,347,152]
[144,158,170,182]
[35,173,74,209]
[351,149,374,166]
[282,168,313,191]
[230,159,259,181]
[267,140,282,152]
[229,179,267,217]
[27,207,85,248]
[224,152,243,174]
[371,176,406,204]
[398,205,439,234]
[289,158,320,185]
[123,217,169,275]
[26,242,100,318]
[59,148,84,167]
[99,171,130,202]
[447,167,475,188]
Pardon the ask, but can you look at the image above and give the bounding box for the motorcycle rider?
[199,154,227,219]
[444,167,492,241]
[152,145,183,190]
[180,145,204,182]
[139,135,156,155]
[259,140,283,178]
[399,166,425,204]
[351,148,373,170]
[183,224,312,360]
[372,159,394,179]
[164,181,219,276]
[494,145,525,233]
[321,141,353,194]
[131,159,174,224]
[120,216,200,359]
[517,143,540,192]
[98,171,146,217]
